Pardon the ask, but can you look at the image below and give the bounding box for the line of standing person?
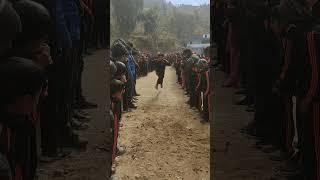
[213,0,320,179]
[0,0,110,179]
[171,47,211,123]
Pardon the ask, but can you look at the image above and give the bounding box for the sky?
[165,0,209,6]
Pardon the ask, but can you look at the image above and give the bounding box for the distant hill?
[143,0,209,20]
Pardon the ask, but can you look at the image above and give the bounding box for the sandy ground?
[212,70,289,180]
[38,50,112,180]
[113,67,210,180]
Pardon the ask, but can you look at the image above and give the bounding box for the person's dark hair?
[111,42,128,58]
[0,0,21,56]
[11,0,51,48]
[182,49,192,58]
[0,57,46,107]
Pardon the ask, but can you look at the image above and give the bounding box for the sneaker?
[246,106,255,112]
[116,146,126,156]
[77,109,89,116]
[61,132,88,149]
[234,97,249,106]
[70,118,89,130]
[73,111,91,122]
[235,89,247,95]
[74,101,98,109]
[129,103,137,109]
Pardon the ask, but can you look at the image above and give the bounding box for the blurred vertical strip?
[210,1,214,180]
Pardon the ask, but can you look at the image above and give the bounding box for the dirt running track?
[113,67,210,180]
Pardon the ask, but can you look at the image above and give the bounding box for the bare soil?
[113,67,210,180]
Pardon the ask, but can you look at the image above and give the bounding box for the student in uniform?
[188,55,200,108]
[0,1,21,179]
[196,59,210,122]
[0,57,46,180]
[155,53,170,90]
[9,0,54,165]
[110,79,125,174]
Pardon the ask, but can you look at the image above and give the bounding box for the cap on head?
[111,41,128,59]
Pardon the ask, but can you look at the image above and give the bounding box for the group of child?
[213,0,320,179]
[0,0,109,179]
[172,47,211,123]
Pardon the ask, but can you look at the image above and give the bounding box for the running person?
[155,53,170,89]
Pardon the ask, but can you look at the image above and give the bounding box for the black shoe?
[74,101,98,109]
[85,51,93,55]
[235,89,247,95]
[62,133,88,149]
[41,150,71,162]
[73,111,91,122]
[270,153,289,162]
[235,97,249,106]
[77,109,89,116]
[70,118,89,130]
[246,106,255,112]
[129,103,137,109]
[135,93,140,96]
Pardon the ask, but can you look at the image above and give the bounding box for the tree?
[111,0,144,37]
[168,9,196,43]
[141,7,159,35]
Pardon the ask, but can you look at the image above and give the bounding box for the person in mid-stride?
[155,53,170,90]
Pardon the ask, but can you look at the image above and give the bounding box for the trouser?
[83,15,93,52]
[189,79,197,107]
[125,77,134,105]
[268,93,284,148]
[298,100,315,180]
[201,88,209,119]
[56,48,78,145]
[156,71,165,85]
[157,75,164,85]
[123,88,128,111]
[111,109,118,163]
[74,49,84,103]
[281,95,295,154]
[227,46,240,83]
[40,49,60,154]
[41,95,58,154]
[116,100,122,121]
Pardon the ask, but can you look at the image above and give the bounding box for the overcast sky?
[165,0,209,6]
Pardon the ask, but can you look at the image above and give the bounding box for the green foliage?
[140,7,159,35]
[111,0,144,37]
[110,0,210,53]
[168,8,196,42]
